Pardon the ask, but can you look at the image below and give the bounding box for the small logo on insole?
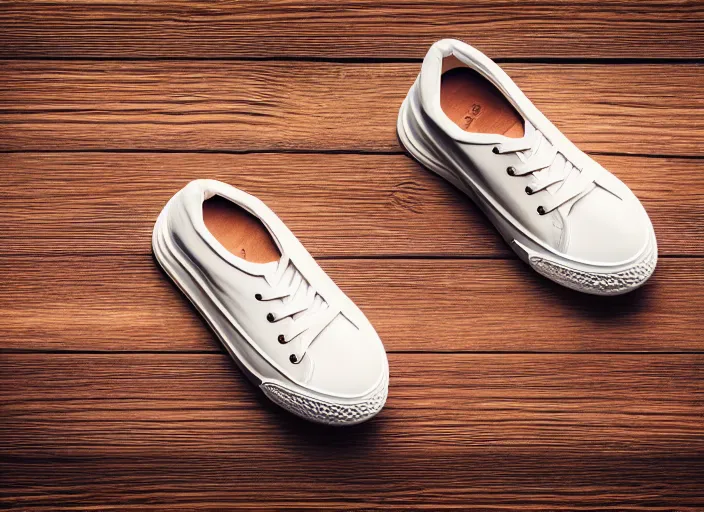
[461,103,482,129]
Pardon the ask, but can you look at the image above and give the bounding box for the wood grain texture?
[1,256,702,353]
[1,353,702,510]
[1,61,703,156]
[0,354,704,510]
[2,4,703,510]
[1,0,702,60]
[2,152,702,258]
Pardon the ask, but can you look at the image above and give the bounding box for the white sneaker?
[398,39,657,295]
[153,179,388,425]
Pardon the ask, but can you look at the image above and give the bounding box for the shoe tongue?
[290,283,328,321]
[259,260,280,277]
[521,122,595,208]
[274,259,328,321]
[299,294,327,320]
[545,154,569,195]
[522,123,571,196]
[522,120,536,148]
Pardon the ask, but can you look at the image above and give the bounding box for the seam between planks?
[2,349,704,355]
[1,149,702,161]
[0,56,702,64]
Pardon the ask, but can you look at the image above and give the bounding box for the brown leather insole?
[440,67,524,138]
[202,196,281,264]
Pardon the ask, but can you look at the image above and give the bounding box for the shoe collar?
[182,179,285,278]
[419,39,594,171]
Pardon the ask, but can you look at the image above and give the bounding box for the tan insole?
[202,196,281,264]
[440,67,525,138]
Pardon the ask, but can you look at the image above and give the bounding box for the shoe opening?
[440,56,524,138]
[202,195,281,263]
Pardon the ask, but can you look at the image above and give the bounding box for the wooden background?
[1,1,703,510]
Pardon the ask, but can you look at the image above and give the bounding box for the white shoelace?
[257,255,338,363]
[494,123,597,215]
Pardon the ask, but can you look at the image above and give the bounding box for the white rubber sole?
[152,199,388,425]
[397,87,657,296]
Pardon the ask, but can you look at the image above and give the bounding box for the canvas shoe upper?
[153,179,388,425]
[397,39,657,295]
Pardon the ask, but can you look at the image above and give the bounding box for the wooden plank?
[1,353,702,510]
[1,256,702,353]
[1,61,702,156]
[1,152,701,257]
[0,1,702,60]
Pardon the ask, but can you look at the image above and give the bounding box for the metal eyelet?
[255,293,262,301]
[266,313,275,323]
[289,354,298,364]
[507,167,516,176]
[525,186,533,195]
[537,206,546,215]
[278,334,286,344]
[492,147,500,154]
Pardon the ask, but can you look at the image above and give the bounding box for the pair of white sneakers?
[153,40,657,426]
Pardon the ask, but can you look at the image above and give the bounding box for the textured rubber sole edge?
[153,198,389,426]
[528,236,657,296]
[261,377,389,426]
